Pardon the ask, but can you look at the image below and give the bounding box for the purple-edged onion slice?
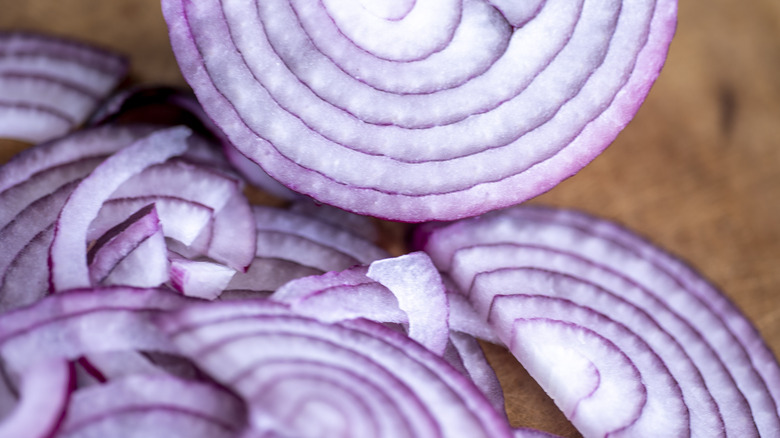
[415,205,779,436]
[0,286,190,373]
[49,127,191,292]
[162,0,677,221]
[156,299,513,438]
[0,32,127,143]
[0,358,72,438]
[270,254,505,413]
[57,374,245,438]
[87,204,170,288]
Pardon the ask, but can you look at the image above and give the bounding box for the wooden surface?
[2,1,779,436]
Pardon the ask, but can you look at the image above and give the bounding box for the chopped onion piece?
[49,127,191,292]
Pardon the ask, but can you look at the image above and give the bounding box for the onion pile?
[1,0,777,435]
[162,0,677,221]
[0,87,520,435]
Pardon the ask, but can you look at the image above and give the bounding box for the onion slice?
[57,374,245,438]
[49,127,191,292]
[0,32,127,143]
[156,299,514,438]
[415,205,778,436]
[0,358,72,438]
[162,0,677,221]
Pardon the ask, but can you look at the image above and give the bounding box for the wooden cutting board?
[2,1,779,436]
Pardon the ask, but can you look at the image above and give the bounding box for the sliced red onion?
[0,287,189,374]
[111,159,240,215]
[0,226,54,310]
[0,32,127,143]
[288,199,379,243]
[0,32,127,94]
[56,374,245,438]
[207,190,255,271]
[87,203,169,287]
[0,73,98,123]
[0,103,75,144]
[491,294,689,436]
[271,265,406,324]
[162,0,677,221]
[296,0,510,94]
[221,142,300,200]
[74,351,172,386]
[0,159,100,231]
[448,331,506,419]
[251,205,389,264]
[0,182,78,301]
[220,204,389,297]
[49,127,191,292]
[270,256,503,412]
[0,358,72,438]
[169,252,237,300]
[107,158,255,271]
[446,283,501,344]
[272,253,452,355]
[0,124,155,197]
[367,252,450,356]
[415,205,779,436]
[0,126,155,307]
[514,206,780,408]
[157,299,513,438]
[89,196,214,247]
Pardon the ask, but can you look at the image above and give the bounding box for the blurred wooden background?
[2,1,779,436]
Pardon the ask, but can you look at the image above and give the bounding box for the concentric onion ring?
[162,0,677,221]
[415,205,780,436]
[157,299,514,438]
[0,31,127,143]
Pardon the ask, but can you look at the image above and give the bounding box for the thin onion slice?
[49,127,191,292]
[157,299,513,438]
[0,124,155,197]
[270,255,504,412]
[162,0,677,221]
[88,84,300,200]
[0,31,127,143]
[415,205,778,437]
[87,203,169,287]
[0,286,189,374]
[57,374,245,438]
[0,358,72,438]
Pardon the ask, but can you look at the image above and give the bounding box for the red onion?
[415,205,780,436]
[270,254,505,414]
[162,0,677,221]
[0,358,72,438]
[87,203,170,288]
[49,127,191,291]
[157,298,514,438]
[0,32,127,143]
[57,374,245,438]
